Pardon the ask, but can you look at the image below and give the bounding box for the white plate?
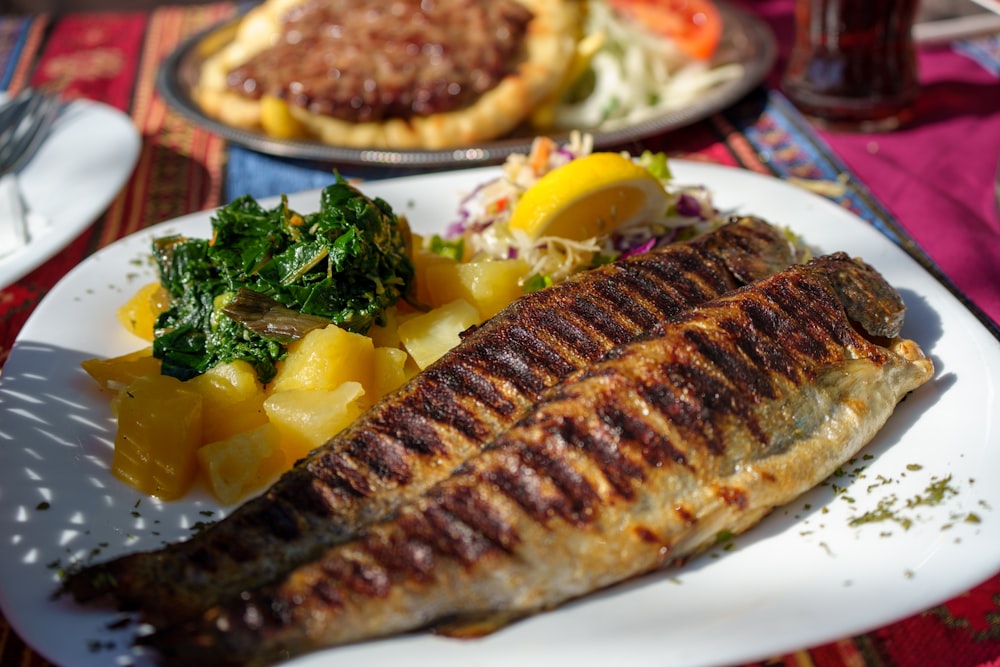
[0,95,141,289]
[0,162,998,667]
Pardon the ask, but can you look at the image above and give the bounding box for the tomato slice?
[605,0,723,61]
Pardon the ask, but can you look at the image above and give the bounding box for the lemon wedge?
[508,152,669,242]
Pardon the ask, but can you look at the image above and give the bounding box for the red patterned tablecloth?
[0,2,998,666]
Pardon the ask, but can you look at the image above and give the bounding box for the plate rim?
[155,0,777,167]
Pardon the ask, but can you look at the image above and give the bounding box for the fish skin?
[147,253,934,666]
[60,217,796,624]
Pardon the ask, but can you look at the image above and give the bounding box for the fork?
[0,89,62,257]
[0,88,62,176]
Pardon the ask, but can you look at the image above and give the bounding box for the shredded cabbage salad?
[440,133,727,290]
[546,1,744,131]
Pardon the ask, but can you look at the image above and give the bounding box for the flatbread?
[193,0,582,150]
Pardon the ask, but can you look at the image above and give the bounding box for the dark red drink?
[781,0,919,132]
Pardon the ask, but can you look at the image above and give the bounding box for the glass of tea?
[781,0,920,132]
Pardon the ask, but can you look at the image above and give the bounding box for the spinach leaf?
[152,177,413,384]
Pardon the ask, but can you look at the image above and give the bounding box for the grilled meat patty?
[193,0,582,150]
[146,253,933,666]
[61,217,795,624]
[227,0,535,123]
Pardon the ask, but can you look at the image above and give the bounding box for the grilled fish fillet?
[146,253,933,665]
[62,217,796,623]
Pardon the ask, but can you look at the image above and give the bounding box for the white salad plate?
[0,162,997,667]
[0,94,141,289]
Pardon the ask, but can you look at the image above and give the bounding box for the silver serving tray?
[156,0,777,168]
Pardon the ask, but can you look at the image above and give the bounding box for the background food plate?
[0,96,140,289]
[0,162,997,667]
[156,1,776,168]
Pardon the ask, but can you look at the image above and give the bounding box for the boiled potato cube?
[186,359,262,404]
[424,258,529,318]
[411,248,458,306]
[202,394,269,445]
[82,347,161,392]
[402,355,421,382]
[419,257,460,309]
[110,374,203,500]
[368,307,403,349]
[116,281,169,341]
[397,299,480,370]
[187,360,268,443]
[197,424,285,505]
[270,325,375,394]
[264,382,366,463]
[369,346,409,403]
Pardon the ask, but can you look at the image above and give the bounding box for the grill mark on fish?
[559,411,645,499]
[436,484,519,552]
[716,485,749,509]
[564,296,635,346]
[599,402,688,471]
[403,381,487,443]
[667,361,741,457]
[530,303,608,361]
[520,439,600,524]
[327,557,391,599]
[458,324,568,394]
[425,503,498,565]
[146,253,933,666]
[355,402,457,460]
[346,529,433,583]
[307,450,374,498]
[717,308,795,381]
[422,357,517,417]
[635,526,660,544]
[684,327,774,400]
[61,217,796,627]
[701,219,791,284]
[629,258,724,317]
[482,460,562,525]
[345,433,411,485]
[676,328,772,446]
[588,274,663,331]
[398,505,468,566]
[751,278,852,362]
[635,245,717,285]
[674,504,697,525]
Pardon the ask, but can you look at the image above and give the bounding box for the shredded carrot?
[529,136,556,176]
[488,197,510,216]
[209,230,218,247]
